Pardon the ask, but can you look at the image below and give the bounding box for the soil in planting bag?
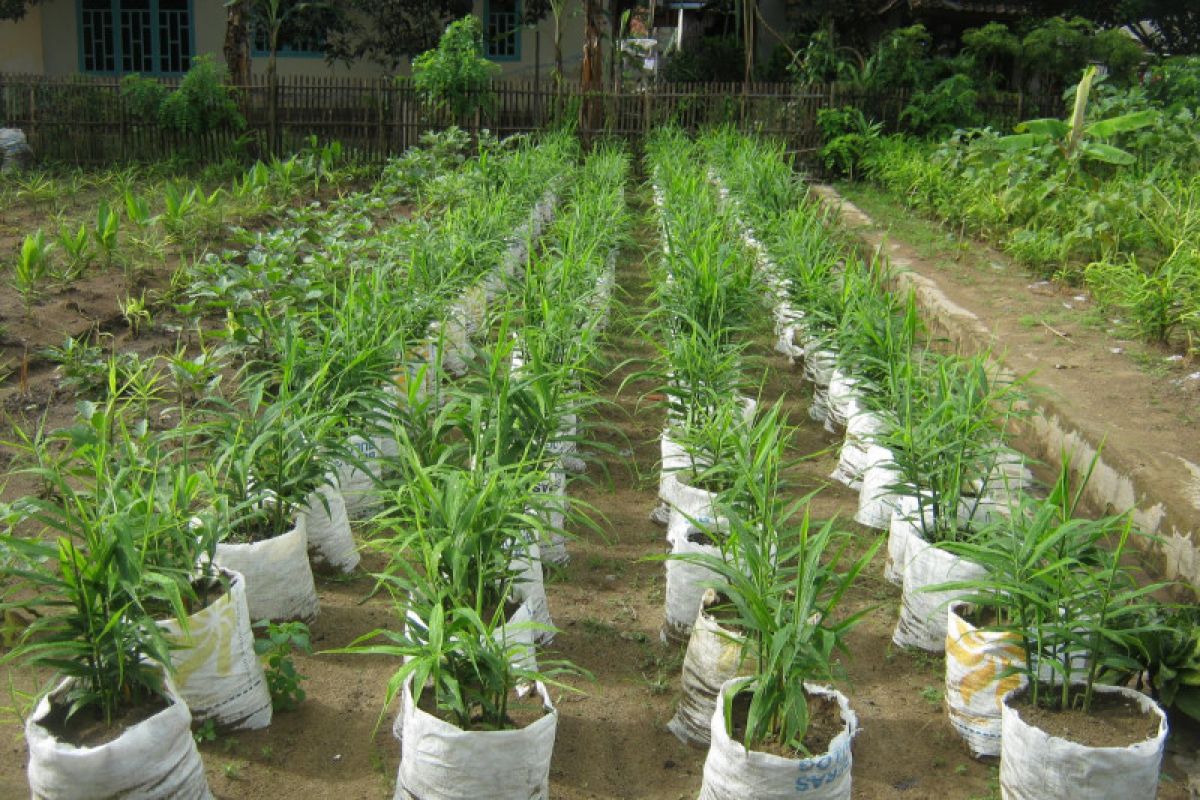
[511,538,555,644]
[831,410,889,490]
[893,537,987,652]
[337,434,387,519]
[999,685,1167,800]
[854,446,901,530]
[160,568,273,731]
[303,482,359,573]
[26,671,212,800]
[215,516,319,623]
[532,468,569,566]
[699,679,857,800]
[663,523,725,643]
[944,602,1027,759]
[394,677,557,800]
[667,592,745,747]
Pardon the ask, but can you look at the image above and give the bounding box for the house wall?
[0,5,45,73]
[0,0,592,80]
[36,0,79,75]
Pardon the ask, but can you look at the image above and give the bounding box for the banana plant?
[999,66,1158,166]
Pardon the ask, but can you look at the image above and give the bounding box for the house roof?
[906,0,1032,15]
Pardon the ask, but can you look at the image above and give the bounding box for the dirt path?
[820,183,1200,593]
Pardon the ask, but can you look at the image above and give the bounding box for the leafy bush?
[900,74,982,139]
[411,16,499,118]
[817,106,881,179]
[159,55,244,135]
[661,36,746,83]
[120,56,243,136]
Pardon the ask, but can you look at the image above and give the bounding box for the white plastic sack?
[532,468,569,566]
[337,434,386,519]
[945,603,1027,758]
[512,539,554,645]
[699,679,857,800]
[215,516,319,623]
[663,523,725,643]
[854,446,900,529]
[804,347,836,387]
[303,482,359,572]
[999,685,1167,800]
[661,466,718,538]
[160,569,273,731]
[830,411,889,490]
[27,671,212,800]
[667,594,745,746]
[825,369,861,433]
[394,677,557,800]
[885,495,928,586]
[894,537,986,652]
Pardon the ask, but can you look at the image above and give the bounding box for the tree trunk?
[580,0,603,136]
[224,0,251,87]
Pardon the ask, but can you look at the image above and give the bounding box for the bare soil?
[729,690,844,759]
[38,690,169,748]
[1013,688,1162,749]
[0,182,1195,799]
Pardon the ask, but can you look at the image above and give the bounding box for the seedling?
[55,222,92,280]
[118,292,152,337]
[253,621,312,712]
[94,200,121,268]
[12,230,52,310]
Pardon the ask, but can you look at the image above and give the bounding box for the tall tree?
[223,0,251,87]
[0,0,38,21]
[322,0,474,69]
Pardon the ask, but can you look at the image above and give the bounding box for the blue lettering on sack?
[794,746,850,792]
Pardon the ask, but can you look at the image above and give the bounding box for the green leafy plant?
[94,200,121,268]
[668,403,879,753]
[158,54,245,136]
[42,336,108,395]
[818,107,883,180]
[12,229,52,309]
[337,455,583,732]
[881,353,1025,543]
[1000,66,1157,167]
[0,398,192,726]
[1086,250,1200,346]
[253,621,311,712]
[54,222,92,281]
[411,15,500,119]
[932,455,1166,714]
[118,292,152,338]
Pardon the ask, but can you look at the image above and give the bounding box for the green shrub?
[120,56,243,136]
[817,106,881,179]
[411,16,499,119]
[159,55,244,135]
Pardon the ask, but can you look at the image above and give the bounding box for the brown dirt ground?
[0,184,1195,800]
